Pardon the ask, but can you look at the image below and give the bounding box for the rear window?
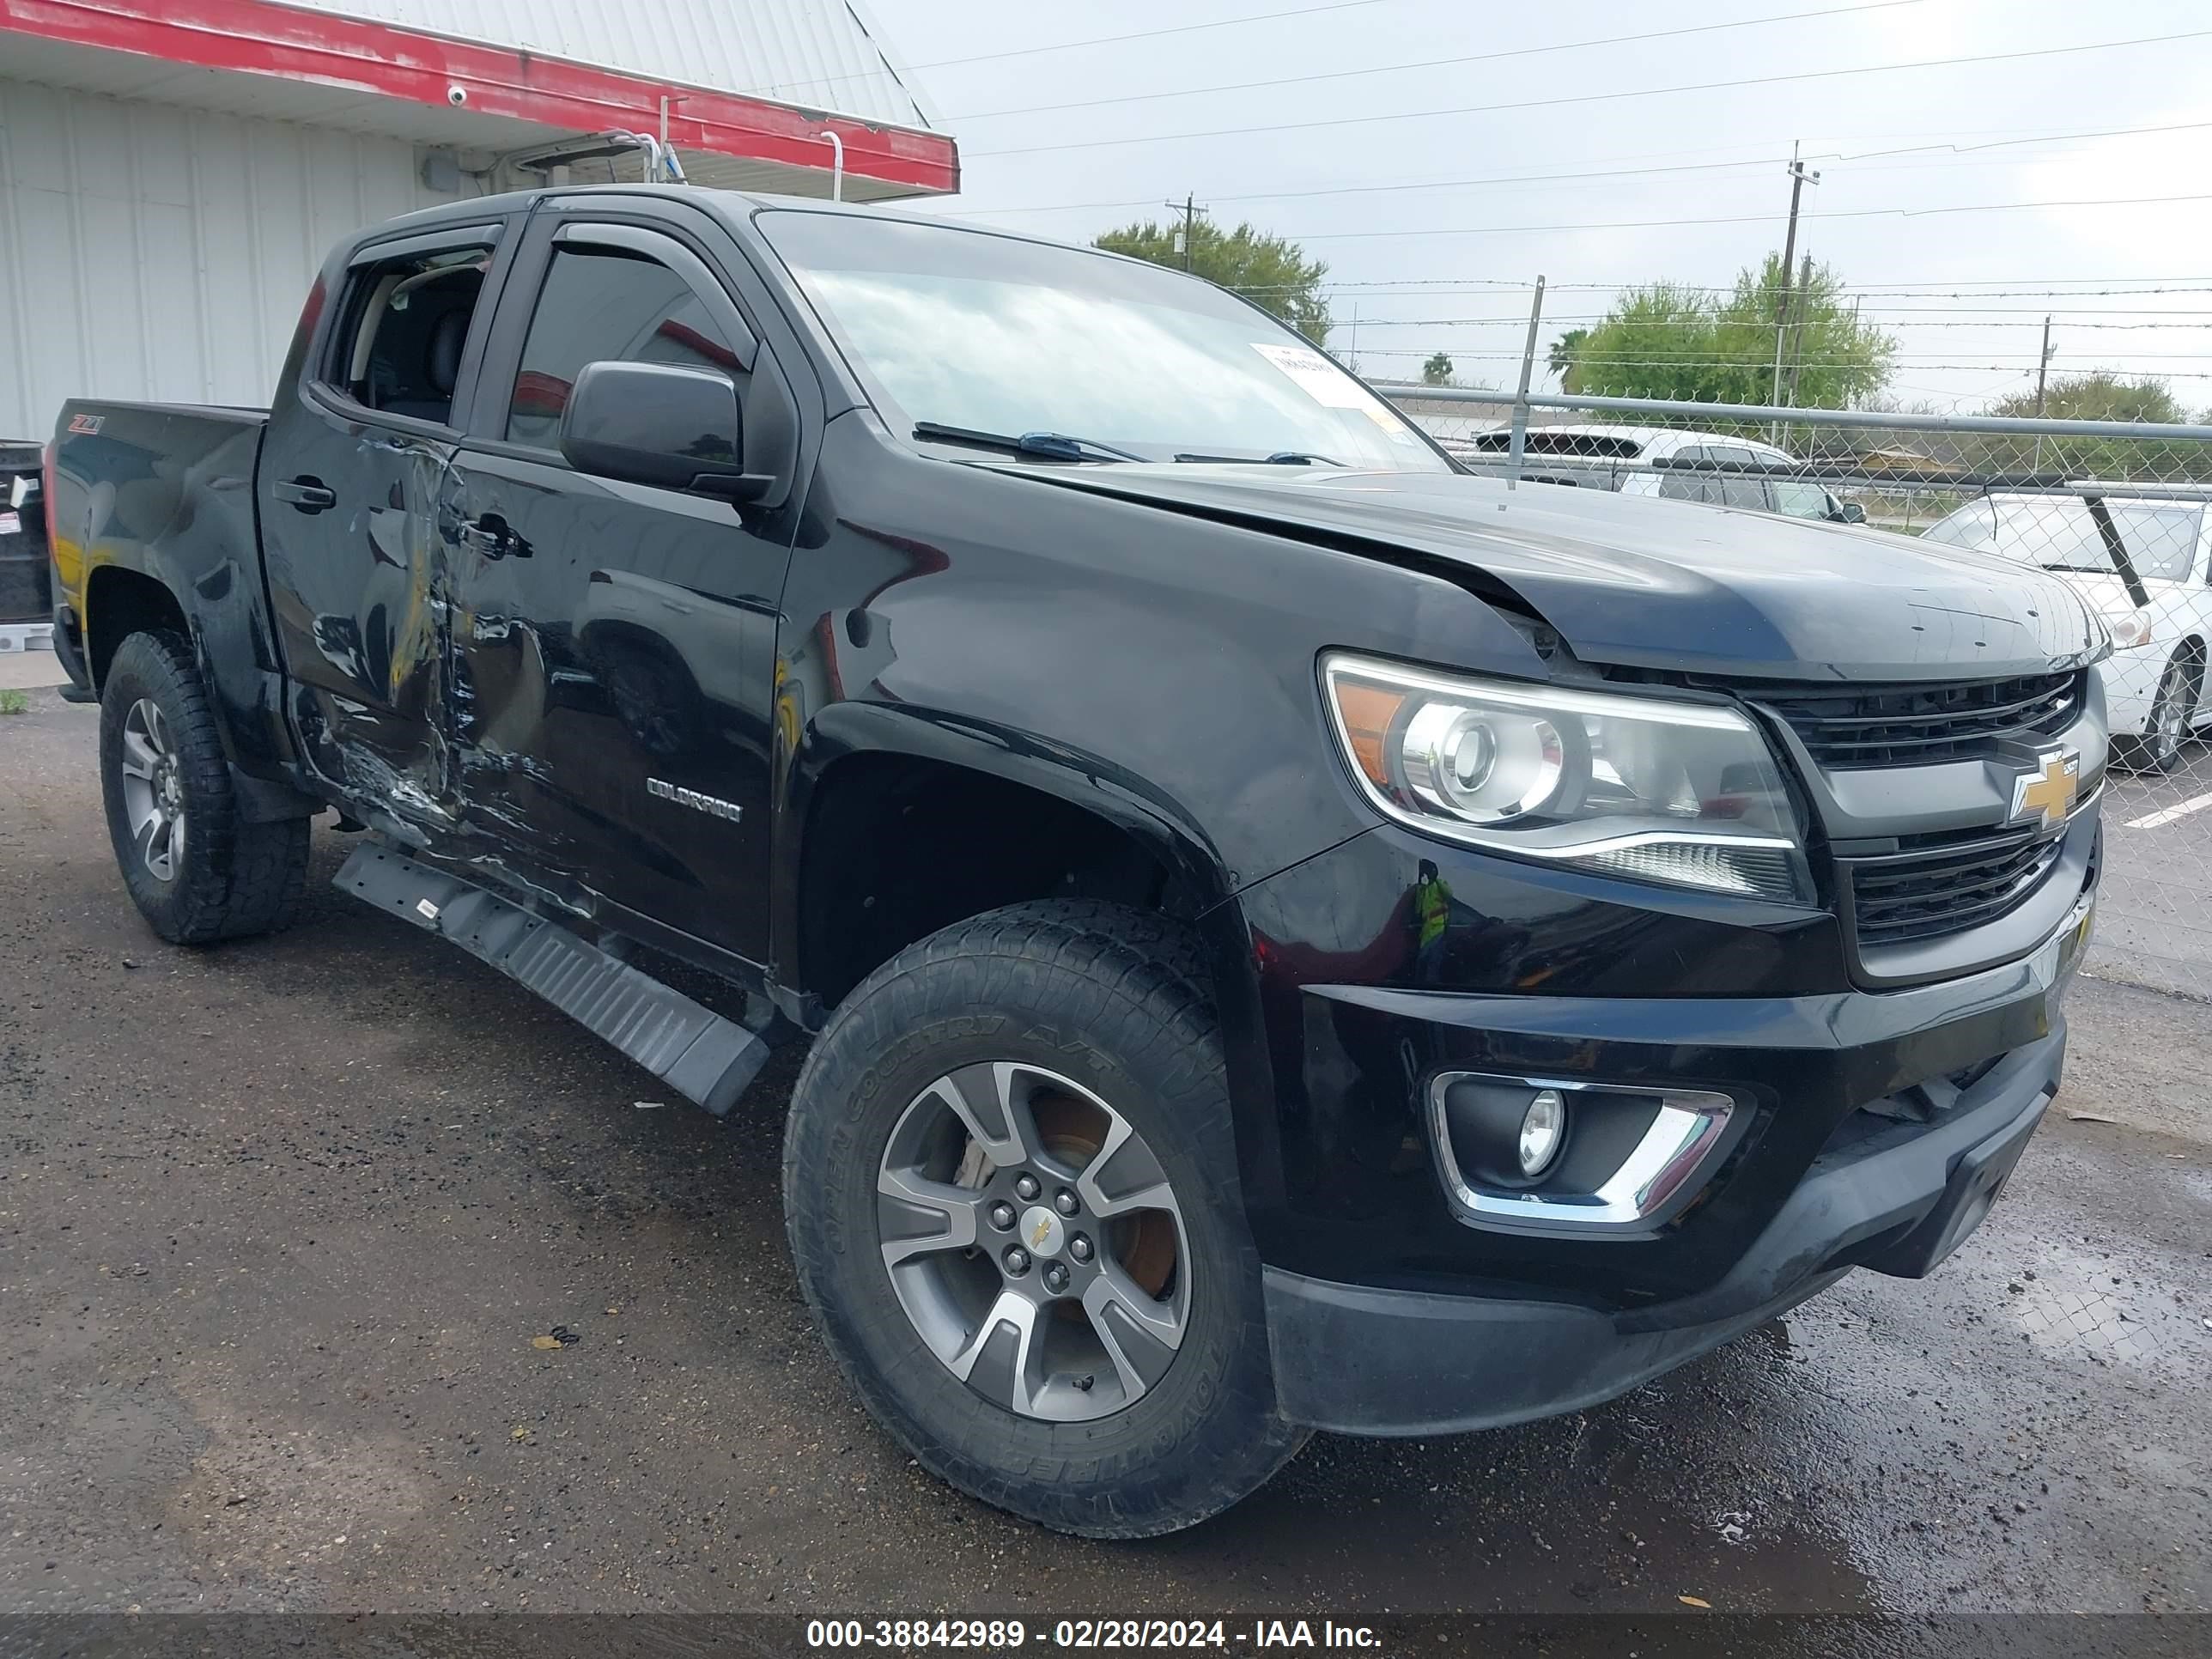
[1469,431,1645,459]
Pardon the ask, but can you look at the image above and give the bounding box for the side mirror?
[1838,500,1866,524]
[559,361,773,502]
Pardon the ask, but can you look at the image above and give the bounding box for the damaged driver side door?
[436,210,795,963]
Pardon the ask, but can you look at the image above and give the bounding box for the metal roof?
[0,0,957,198]
[280,0,939,131]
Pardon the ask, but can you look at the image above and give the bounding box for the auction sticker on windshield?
[1251,342,1377,410]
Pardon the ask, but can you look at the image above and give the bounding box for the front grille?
[1755,671,2081,769]
[1846,823,2066,948]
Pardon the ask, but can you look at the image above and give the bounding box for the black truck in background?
[45,186,2106,1538]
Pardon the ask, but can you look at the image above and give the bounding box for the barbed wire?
[1225,279,2212,296]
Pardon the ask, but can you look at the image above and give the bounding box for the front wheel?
[783,900,1307,1537]
[99,630,310,944]
[2116,653,2200,775]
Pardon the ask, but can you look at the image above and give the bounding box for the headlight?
[1322,653,1811,902]
[2107,609,2155,650]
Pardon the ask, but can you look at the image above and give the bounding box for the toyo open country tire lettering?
[98,630,309,944]
[783,900,1308,1538]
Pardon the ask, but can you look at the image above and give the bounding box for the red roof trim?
[0,0,959,193]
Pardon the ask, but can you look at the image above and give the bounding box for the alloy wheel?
[876,1061,1190,1424]
[2151,666,2190,768]
[118,697,187,881]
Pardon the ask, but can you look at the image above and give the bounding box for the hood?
[1014,465,2103,682]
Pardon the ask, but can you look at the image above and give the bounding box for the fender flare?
[772,700,1283,1188]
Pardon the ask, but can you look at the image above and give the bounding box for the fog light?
[1518,1089,1565,1176]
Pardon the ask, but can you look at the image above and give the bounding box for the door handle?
[274,476,337,514]
[458,513,529,559]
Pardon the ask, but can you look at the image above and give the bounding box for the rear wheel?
[783,900,1307,1537]
[99,630,310,943]
[2117,653,2199,774]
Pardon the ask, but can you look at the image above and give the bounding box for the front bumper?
[1224,811,2095,1434]
[1265,1029,2057,1434]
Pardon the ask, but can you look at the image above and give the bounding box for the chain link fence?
[1381,385,2212,1001]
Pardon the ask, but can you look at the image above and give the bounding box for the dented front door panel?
[436,447,787,959]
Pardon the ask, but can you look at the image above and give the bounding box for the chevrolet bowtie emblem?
[2010,747,2081,832]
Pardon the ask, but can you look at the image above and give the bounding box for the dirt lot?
[2,684,2208,1629]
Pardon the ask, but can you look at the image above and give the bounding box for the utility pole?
[2031,313,2056,474]
[1506,276,1547,491]
[1777,251,1816,452]
[1166,194,1205,272]
[1769,143,1820,434]
[1782,251,1815,410]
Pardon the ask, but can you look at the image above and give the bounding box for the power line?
[969,27,2212,158]
[951,118,2212,219]
[1356,349,2212,375]
[740,0,1392,105]
[946,0,1928,122]
[1340,315,2212,329]
[1221,278,2212,296]
[1279,191,2212,244]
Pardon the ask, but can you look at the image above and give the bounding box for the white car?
[1921,493,2209,771]
[1443,424,1866,524]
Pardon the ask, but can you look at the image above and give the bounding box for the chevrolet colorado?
[44,186,2104,1538]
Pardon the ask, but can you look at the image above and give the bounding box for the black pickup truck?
[44,186,2105,1539]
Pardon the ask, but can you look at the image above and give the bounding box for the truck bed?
[46,398,271,700]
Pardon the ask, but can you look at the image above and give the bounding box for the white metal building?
[0,0,960,444]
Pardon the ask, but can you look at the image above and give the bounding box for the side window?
[1770,478,1832,520]
[1657,447,1706,501]
[324,245,493,426]
[507,247,741,449]
[1706,447,1772,511]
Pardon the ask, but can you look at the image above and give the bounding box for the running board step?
[334,845,771,1115]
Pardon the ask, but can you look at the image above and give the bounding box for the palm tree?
[1547,328,1589,392]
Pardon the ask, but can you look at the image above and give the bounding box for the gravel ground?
[2,684,2208,1635]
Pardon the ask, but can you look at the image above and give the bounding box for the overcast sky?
[854,0,2212,410]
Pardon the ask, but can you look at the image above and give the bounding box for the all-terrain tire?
[783,899,1308,1538]
[99,630,310,944]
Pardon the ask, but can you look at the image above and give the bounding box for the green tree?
[1547,327,1589,391]
[1557,256,1894,408]
[1990,371,2186,426]
[1094,218,1330,343]
[1421,351,1455,386]
[1985,372,2199,483]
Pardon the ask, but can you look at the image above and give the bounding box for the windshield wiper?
[912,422,1146,464]
[1172,450,1344,466]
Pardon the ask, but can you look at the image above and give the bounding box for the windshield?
[759,211,1448,472]
[1924,497,2200,581]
